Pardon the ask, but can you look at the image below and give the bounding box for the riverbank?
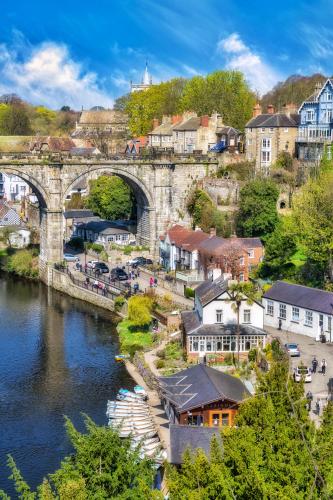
[0,247,39,280]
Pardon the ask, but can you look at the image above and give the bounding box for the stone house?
[172,113,221,154]
[147,116,182,150]
[263,281,333,341]
[245,104,299,173]
[75,219,135,246]
[125,136,148,154]
[297,79,333,161]
[181,277,266,361]
[0,203,20,226]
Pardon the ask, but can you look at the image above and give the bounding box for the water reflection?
[0,274,133,497]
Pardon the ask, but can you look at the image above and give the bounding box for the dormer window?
[306,110,315,121]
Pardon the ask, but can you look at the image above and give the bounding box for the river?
[0,274,134,497]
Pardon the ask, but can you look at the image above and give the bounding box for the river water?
[0,274,134,497]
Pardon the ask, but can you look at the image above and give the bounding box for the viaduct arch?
[0,157,218,283]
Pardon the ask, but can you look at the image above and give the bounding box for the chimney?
[200,115,209,127]
[267,104,275,114]
[172,114,182,124]
[209,227,216,238]
[283,103,298,116]
[252,103,262,117]
[152,118,159,129]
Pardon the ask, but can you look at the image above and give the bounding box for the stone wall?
[202,178,240,205]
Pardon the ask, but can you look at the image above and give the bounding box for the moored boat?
[114,354,130,362]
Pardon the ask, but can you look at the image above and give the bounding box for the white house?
[8,228,31,248]
[160,225,210,271]
[75,219,135,247]
[182,277,266,360]
[263,281,333,341]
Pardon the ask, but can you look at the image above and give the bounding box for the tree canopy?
[237,178,279,237]
[86,175,134,220]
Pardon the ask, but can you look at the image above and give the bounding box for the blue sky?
[0,0,333,109]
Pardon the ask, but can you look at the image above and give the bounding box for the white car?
[293,366,312,383]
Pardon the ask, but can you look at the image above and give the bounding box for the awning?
[209,141,227,152]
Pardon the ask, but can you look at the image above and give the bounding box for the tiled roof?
[216,126,240,135]
[186,323,266,337]
[264,281,333,315]
[159,364,251,412]
[173,116,201,131]
[165,225,210,250]
[170,424,222,464]
[148,122,174,135]
[30,137,76,152]
[198,236,262,256]
[64,210,95,219]
[195,276,228,306]
[181,310,201,334]
[246,113,300,128]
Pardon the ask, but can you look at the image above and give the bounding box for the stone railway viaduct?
[0,156,217,283]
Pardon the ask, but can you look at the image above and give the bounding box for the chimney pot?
[267,104,275,114]
[200,115,209,127]
[252,103,262,117]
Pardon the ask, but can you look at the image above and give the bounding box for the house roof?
[0,204,13,219]
[184,321,266,337]
[79,110,128,125]
[76,220,132,235]
[195,276,228,306]
[64,210,95,219]
[149,122,175,136]
[164,225,210,250]
[216,126,240,136]
[181,310,201,333]
[159,364,251,412]
[170,424,222,465]
[245,113,300,128]
[264,281,333,315]
[197,235,262,256]
[30,137,76,152]
[173,116,201,131]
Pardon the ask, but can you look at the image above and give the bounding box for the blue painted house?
[298,80,333,160]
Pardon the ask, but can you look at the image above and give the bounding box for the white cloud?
[300,24,333,59]
[0,41,113,109]
[217,33,281,95]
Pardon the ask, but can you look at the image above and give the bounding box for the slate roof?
[76,220,132,235]
[264,281,333,315]
[216,126,240,135]
[181,310,201,333]
[170,424,222,464]
[149,122,174,135]
[159,364,251,412]
[173,116,201,131]
[197,236,262,256]
[246,113,300,128]
[64,210,95,219]
[186,322,266,337]
[195,276,228,306]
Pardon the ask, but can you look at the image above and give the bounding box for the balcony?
[297,127,332,143]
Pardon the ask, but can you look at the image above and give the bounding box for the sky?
[0,0,333,110]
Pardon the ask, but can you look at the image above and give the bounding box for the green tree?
[30,106,57,135]
[187,189,213,227]
[128,295,153,329]
[0,104,32,135]
[237,178,279,237]
[226,281,260,362]
[86,175,134,220]
[5,415,161,499]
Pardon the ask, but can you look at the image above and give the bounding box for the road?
[266,326,333,422]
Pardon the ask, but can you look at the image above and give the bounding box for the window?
[266,300,274,316]
[319,314,324,331]
[248,248,254,258]
[243,309,251,323]
[306,110,315,121]
[262,138,271,148]
[328,317,332,334]
[239,256,245,265]
[269,127,274,132]
[239,272,244,282]
[292,307,300,322]
[216,309,223,323]
[261,151,270,163]
[261,128,265,132]
[221,413,230,426]
[284,127,289,132]
[279,303,286,320]
[305,310,313,327]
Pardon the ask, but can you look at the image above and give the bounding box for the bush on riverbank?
[128,295,153,329]
[1,248,39,279]
[117,319,154,356]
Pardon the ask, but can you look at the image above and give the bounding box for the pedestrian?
[84,263,88,273]
[321,358,327,375]
[312,356,318,374]
[133,282,139,294]
[137,268,140,278]
[154,277,158,287]
[149,276,154,288]
[316,399,320,415]
[306,391,313,411]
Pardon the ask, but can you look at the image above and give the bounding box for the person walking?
[149,276,154,288]
[154,277,158,288]
[306,391,313,411]
[133,282,139,294]
[321,358,327,375]
[316,399,320,415]
[312,357,318,374]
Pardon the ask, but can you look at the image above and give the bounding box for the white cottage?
[182,277,266,360]
[263,281,333,341]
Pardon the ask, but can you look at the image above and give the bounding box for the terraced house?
[297,79,333,161]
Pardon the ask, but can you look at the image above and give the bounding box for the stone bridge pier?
[0,158,218,285]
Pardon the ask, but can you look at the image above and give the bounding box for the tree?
[30,106,57,135]
[86,175,134,220]
[113,93,131,112]
[187,189,213,227]
[0,103,32,135]
[226,281,260,362]
[5,415,161,499]
[65,193,87,210]
[237,178,279,237]
[127,295,153,329]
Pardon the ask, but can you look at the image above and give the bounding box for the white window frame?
[262,138,271,149]
[279,303,286,320]
[292,306,300,322]
[248,248,254,259]
[243,309,251,324]
[305,310,313,327]
[266,300,274,316]
[216,309,223,324]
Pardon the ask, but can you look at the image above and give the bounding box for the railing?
[175,270,203,283]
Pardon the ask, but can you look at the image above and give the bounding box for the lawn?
[117,319,154,355]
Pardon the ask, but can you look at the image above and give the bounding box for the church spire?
[142,61,151,85]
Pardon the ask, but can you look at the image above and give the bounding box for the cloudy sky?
[0,0,332,109]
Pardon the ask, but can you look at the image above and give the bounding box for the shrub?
[100,250,109,262]
[248,348,257,363]
[67,237,84,251]
[123,245,132,255]
[155,359,165,369]
[156,349,166,359]
[114,295,126,311]
[223,353,234,365]
[184,287,195,298]
[127,295,153,329]
[91,243,103,253]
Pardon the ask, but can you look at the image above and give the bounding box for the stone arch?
[63,165,155,248]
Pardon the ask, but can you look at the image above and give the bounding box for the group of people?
[311,357,327,375]
[149,276,158,288]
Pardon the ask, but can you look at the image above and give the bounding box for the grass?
[117,319,154,355]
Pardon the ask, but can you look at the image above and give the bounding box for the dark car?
[127,256,153,268]
[110,268,129,281]
[94,262,109,274]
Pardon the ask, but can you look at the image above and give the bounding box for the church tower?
[130,62,153,93]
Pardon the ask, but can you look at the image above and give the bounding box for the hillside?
[260,73,328,110]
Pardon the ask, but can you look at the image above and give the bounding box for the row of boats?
[106,387,166,465]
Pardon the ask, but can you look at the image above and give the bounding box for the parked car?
[110,268,129,281]
[94,262,109,274]
[294,365,312,383]
[87,260,99,269]
[127,256,153,268]
[285,343,300,357]
[64,253,80,262]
